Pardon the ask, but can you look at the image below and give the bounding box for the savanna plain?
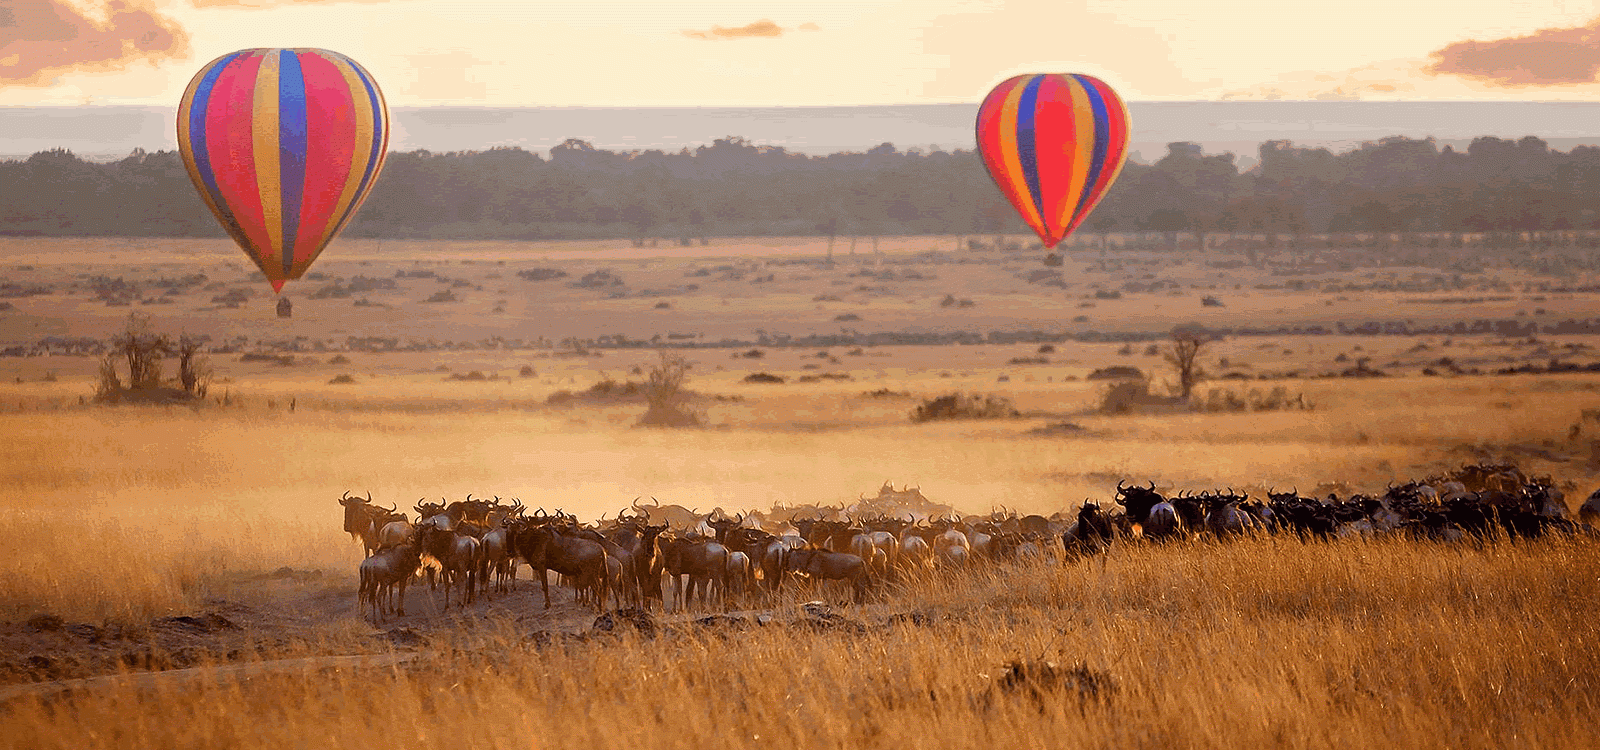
[0,234,1597,748]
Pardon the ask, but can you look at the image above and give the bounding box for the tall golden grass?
[0,369,1597,747]
[3,537,1595,749]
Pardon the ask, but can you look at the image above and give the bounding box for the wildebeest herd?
[339,466,1600,623]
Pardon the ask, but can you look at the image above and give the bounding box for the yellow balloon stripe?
[251,50,284,274]
[316,52,376,259]
[997,80,1045,234]
[1056,76,1095,236]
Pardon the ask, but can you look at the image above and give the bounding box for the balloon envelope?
[975,73,1129,249]
[178,48,389,293]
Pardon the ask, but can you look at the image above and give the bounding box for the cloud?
[1426,18,1600,86]
[683,19,809,41]
[0,0,190,86]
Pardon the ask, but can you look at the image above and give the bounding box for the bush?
[517,268,568,281]
[910,392,1020,423]
[328,374,356,384]
[638,352,701,427]
[1096,378,1183,415]
[1086,366,1144,381]
[743,372,785,384]
[1192,386,1313,413]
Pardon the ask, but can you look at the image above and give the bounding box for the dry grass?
[5,237,1600,745]
[3,537,1596,749]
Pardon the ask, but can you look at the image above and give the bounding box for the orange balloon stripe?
[177,56,253,258]
[977,77,1038,237]
[995,79,1046,235]
[1065,77,1131,236]
[207,52,274,281]
[1057,77,1096,242]
[1030,74,1079,246]
[287,49,354,276]
[316,53,380,258]
[251,50,284,277]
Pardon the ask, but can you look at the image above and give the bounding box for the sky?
[6,0,1600,107]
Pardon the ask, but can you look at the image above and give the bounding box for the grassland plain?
[1,237,1599,747]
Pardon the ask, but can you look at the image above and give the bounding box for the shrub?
[328,374,356,385]
[1096,378,1185,415]
[1086,366,1144,380]
[743,372,785,384]
[910,392,1020,423]
[638,352,701,428]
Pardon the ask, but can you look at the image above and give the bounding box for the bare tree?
[638,350,701,427]
[177,334,212,397]
[1164,326,1209,399]
[113,313,171,391]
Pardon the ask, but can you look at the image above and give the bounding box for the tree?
[1164,326,1210,399]
[637,351,701,427]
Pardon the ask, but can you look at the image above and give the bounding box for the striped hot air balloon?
[975,73,1130,250]
[178,48,389,293]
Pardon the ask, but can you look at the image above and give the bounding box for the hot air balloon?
[975,73,1129,250]
[178,48,389,293]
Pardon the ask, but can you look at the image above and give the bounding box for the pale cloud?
[1426,16,1600,86]
[0,0,190,86]
[682,18,816,40]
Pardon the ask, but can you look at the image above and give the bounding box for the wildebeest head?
[1114,480,1165,524]
[339,491,374,535]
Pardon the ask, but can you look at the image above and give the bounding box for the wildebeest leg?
[540,566,552,609]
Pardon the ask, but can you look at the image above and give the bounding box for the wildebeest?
[1114,481,1183,540]
[783,547,868,603]
[657,533,729,611]
[1062,500,1114,561]
[1582,489,1600,526]
[338,491,389,557]
[508,518,611,611]
[415,517,481,611]
[358,532,422,622]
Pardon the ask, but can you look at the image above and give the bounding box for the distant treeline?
[3,134,1600,243]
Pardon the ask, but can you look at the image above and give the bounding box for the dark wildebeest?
[508,519,611,611]
[657,533,729,611]
[338,491,388,557]
[415,517,480,611]
[1062,500,1114,561]
[783,547,868,603]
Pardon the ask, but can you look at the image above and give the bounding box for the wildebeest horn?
[1147,480,1155,491]
[535,507,547,518]
[1117,479,1127,492]
[365,491,372,504]
[383,503,396,514]
[339,491,352,506]
[649,497,661,507]
[734,512,744,524]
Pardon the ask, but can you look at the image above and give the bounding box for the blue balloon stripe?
[277,50,309,278]
[1072,74,1113,222]
[189,52,251,247]
[1016,75,1046,225]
